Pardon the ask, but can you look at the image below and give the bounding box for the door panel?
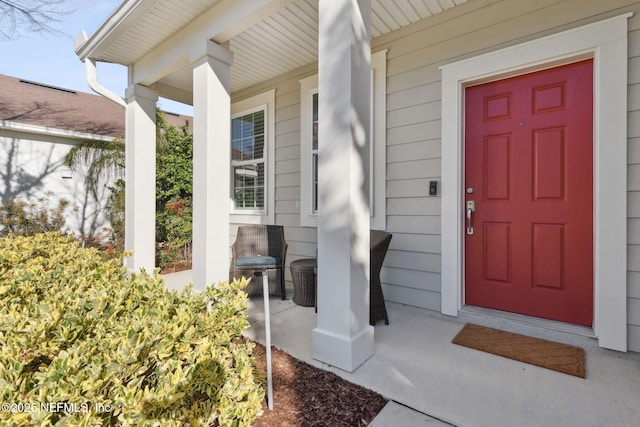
[483,222,510,283]
[533,127,566,200]
[464,59,593,326]
[532,223,564,289]
[484,135,511,200]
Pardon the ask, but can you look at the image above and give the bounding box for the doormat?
[452,323,585,378]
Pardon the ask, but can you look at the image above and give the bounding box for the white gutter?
[0,120,116,142]
[74,0,147,62]
[74,31,126,108]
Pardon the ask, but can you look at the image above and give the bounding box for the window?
[231,90,276,224]
[311,92,319,212]
[232,109,265,211]
[300,50,387,229]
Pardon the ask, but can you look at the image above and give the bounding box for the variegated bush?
[0,233,263,426]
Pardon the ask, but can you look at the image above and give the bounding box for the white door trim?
[440,13,631,351]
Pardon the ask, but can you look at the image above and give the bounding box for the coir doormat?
[452,323,585,378]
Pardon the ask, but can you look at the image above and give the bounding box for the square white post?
[124,84,158,273]
[190,41,233,290]
[312,0,373,372]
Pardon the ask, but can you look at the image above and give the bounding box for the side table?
[290,258,317,306]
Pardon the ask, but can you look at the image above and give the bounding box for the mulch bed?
[249,341,388,427]
[159,261,192,274]
[160,265,388,425]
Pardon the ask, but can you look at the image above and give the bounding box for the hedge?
[0,233,263,426]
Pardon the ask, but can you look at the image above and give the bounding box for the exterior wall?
[0,130,111,240]
[628,11,640,352]
[228,0,640,352]
[371,0,640,351]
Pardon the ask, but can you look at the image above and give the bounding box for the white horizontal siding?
[276,185,300,202]
[275,172,300,188]
[376,9,445,312]
[390,232,440,253]
[387,140,440,163]
[275,158,299,175]
[627,18,640,352]
[387,120,441,145]
[387,178,434,198]
[387,197,440,216]
[387,101,440,128]
[387,215,440,234]
[276,144,299,162]
[382,283,441,312]
[385,250,441,272]
[382,267,440,293]
[276,132,302,150]
[387,82,440,111]
[273,72,317,285]
[630,269,640,346]
[387,159,441,180]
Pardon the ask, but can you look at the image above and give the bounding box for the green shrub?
[0,233,263,426]
[156,198,192,270]
[104,179,125,251]
[156,119,193,270]
[0,194,69,237]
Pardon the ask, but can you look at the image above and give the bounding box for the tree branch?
[0,0,71,40]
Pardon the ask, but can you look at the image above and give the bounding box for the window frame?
[300,50,387,229]
[230,90,276,224]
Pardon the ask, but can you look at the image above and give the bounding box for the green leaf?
[0,233,263,425]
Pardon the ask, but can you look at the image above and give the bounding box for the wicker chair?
[230,225,288,299]
[370,230,392,325]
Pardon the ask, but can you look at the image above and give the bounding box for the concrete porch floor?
[163,271,640,426]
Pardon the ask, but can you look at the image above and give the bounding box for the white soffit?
[99,0,223,65]
[88,0,468,94]
[228,0,469,92]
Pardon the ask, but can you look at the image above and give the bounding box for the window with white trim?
[232,109,265,211]
[311,92,319,212]
[300,50,387,229]
[231,90,276,224]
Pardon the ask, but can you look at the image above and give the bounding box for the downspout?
[73,30,126,249]
[74,30,126,107]
[84,58,126,107]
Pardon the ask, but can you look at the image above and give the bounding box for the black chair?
[314,230,392,324]
[230,225,287,299]
[370,230,392,325]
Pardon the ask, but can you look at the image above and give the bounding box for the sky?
[0,0,192,116]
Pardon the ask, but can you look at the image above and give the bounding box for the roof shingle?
[0,74,192,137]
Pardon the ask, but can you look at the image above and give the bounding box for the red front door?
[464,60,594,326]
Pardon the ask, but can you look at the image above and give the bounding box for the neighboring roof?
[163,111,193,133]
[0,74,125,137]
[0,74,192,138]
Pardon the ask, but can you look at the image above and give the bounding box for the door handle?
[466,200,475,235]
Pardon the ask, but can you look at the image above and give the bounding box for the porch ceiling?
[80,0,469,97]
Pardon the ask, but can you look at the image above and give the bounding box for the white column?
[124,84,158,273]
[312,0,373,372]
[190,40,233,290]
